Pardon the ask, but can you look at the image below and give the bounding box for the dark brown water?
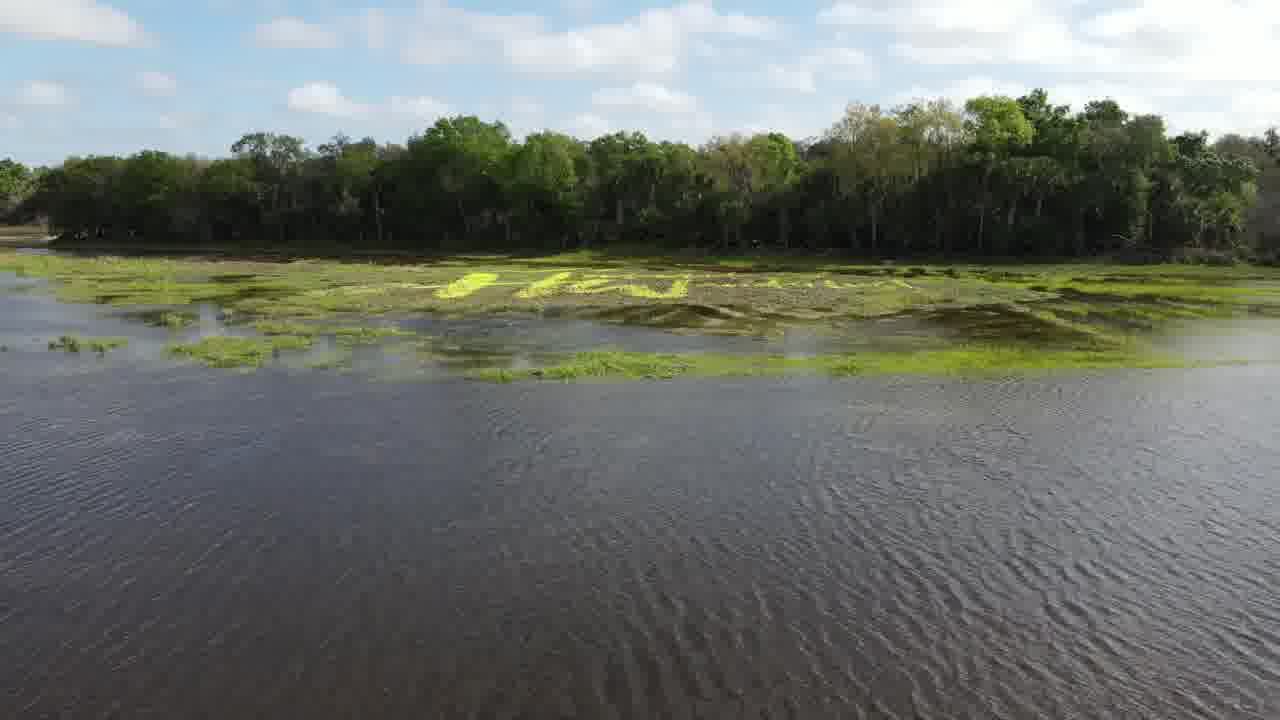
[3,279,1280,719]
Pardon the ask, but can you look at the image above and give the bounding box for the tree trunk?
[977,206,986,255]
[1005,199,1018,255]
[778,207,789,249]
[373,188,385,247]
[870,205,879,255]
[935,210,946,256]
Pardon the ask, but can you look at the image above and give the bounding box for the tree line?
[4,89,1279,260]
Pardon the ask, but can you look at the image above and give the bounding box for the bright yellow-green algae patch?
[168,335,313,369]
[435,272,500,299]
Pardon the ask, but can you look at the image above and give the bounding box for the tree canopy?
[10,91,1275,260]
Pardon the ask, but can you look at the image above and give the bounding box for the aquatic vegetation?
[252,320,411,344]
[168,335,313,368]
[473,345,1192,383]
[5,251,1280,379]
[435,273,499,299]
[614,278,690,300]
[253,320,314,336]
[330,326,413,345]
[516,271,574,299]
[48,335,129,354]
[157,311,197,329]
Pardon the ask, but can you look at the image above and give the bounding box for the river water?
[3,272,1280,718]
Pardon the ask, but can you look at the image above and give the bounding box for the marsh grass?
[154,311,197,329]
[168,335,313,368]
[252,320,412,344]
[472,345,1192,383]
[6,250,1280,376]
[48,335,129,354]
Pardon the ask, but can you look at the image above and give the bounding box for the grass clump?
[48,335,129,354]
[251,320,410,345]
[474,351,694,382]
[329,325,413,345]
[159,311,196,329]
[168,335,312,368]
[253,320,315,336]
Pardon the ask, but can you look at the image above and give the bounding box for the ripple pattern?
[1,363,1279,719]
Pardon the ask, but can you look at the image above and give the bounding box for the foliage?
[0,159,35,219]
[15,92,1271,260]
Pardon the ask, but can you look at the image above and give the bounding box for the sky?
[2,0,1279,166]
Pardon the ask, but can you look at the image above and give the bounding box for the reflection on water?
[4,270,1280,719]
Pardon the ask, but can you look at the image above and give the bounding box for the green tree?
[0,159,33,219]
[745,133,801,248]
[965,95,1034,254]
[231,132,308,243]
[826,103,910,254]
[509,132,584,248]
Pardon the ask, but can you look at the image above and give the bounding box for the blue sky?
[3,1,1279,165]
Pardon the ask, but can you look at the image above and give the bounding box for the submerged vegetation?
[48,335,129,354]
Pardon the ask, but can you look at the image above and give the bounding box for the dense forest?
[4,90,1279,260]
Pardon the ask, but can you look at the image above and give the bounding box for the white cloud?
[735,102,844,141]
[0,0,145,46]
[137,71,177,97]
[817,0,1280,136]
[254,17,341,49]
[570,113,611,138]
[888,75,1028,107]
[287,83,452,124]
[389,95,451,121]
[403,1,776,75]
[586,82,714,142]
[760,47,873,93]
[288,82,369,117]
[763,65,816,94]
[17,81,72,107]
[593,82,699,114]
[510,97,544,116]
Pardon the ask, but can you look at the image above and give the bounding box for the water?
[3,276,1280,718]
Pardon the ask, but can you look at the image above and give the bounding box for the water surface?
[2,274,1280,719]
